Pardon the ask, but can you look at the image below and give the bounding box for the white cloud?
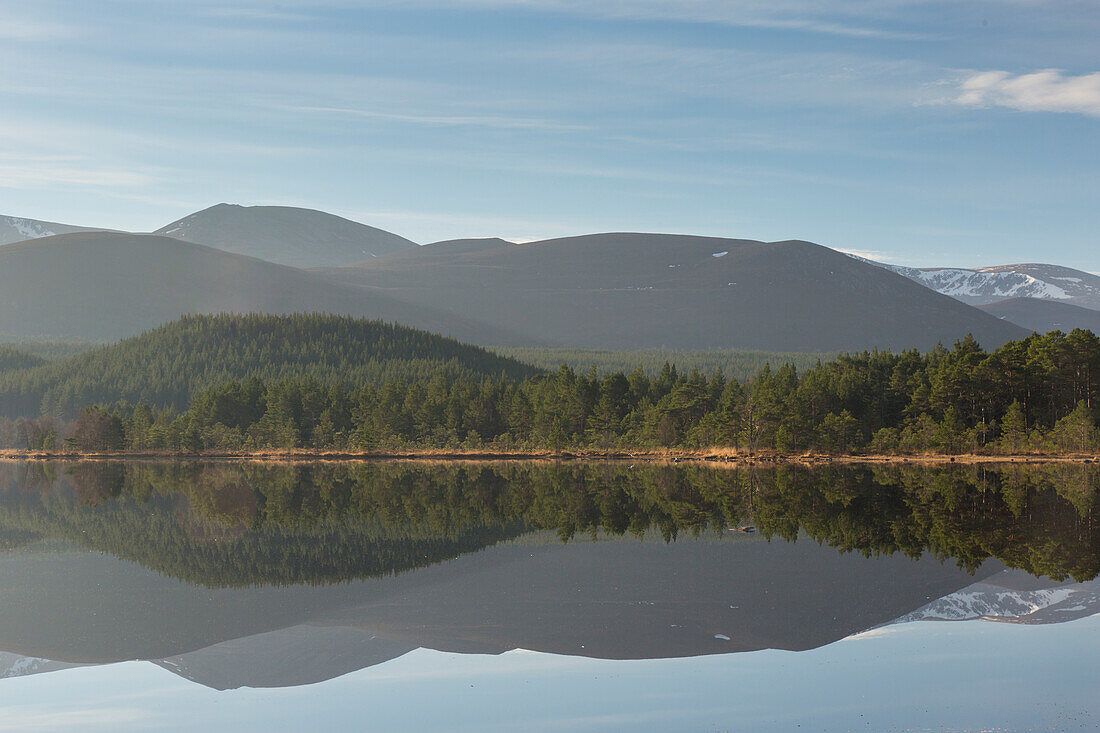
[953,69,1100,117]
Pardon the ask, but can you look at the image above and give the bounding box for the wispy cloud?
[951,69,1100,117]
[0,154,155,189]
[0,15,76,41]
[282,105,589,132]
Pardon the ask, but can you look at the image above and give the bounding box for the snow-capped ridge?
[847,254,1100,309]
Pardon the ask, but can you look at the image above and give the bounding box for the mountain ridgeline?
[0,232,533,344]
[0,215,108,246]
[321,233,1029,352]
[1,202,1036,351]
[0,314,540,418]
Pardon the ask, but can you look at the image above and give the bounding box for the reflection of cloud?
[952,69,1100,117]
[0,706,149,731]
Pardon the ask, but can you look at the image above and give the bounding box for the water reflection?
[0,460,1097,691]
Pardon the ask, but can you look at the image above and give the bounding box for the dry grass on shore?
[1,447,1098,466]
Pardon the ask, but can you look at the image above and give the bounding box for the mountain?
[0,215,108,246]
[155,204,417,268]
[322,233,1028,352]
[977,297,1100,334]
[0,232,534,345]
[861,259,1100,310]
[0,313,540,416]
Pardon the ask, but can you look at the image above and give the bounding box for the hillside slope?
[978,297,1100,334]
[155,204,417,268]
[0,232,533,345]
[0,313,541,417]
[323,233,1028,352]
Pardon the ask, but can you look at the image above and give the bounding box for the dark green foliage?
[80,329,1098,455]
[0,341,98,362]
[4,327,1099,455]
[0,313,541,418]
[489,347,832,382]
[0,347,46,373]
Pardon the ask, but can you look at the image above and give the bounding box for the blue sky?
[1,1,1097,268]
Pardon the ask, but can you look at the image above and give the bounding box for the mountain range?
[1,205,1094,353]
[0,232,530,344]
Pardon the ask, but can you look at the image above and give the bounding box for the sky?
[0,0,1097,268]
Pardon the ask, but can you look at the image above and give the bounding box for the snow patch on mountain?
[0,215,107,246]
[1,216,59,244]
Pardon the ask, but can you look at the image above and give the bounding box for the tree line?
[5,328,1096,456]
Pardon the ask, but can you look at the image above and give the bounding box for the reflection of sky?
[3,616,1097,732]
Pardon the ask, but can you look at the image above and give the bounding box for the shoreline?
[1,448,1097,466]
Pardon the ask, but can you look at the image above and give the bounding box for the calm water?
[0,460,1098,731]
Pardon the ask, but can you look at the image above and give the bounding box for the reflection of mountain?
[0,533,999,689]
[0,651,86,679]
[892,570,1100,625]
[1,460,1098,691]
[154,626,416,691]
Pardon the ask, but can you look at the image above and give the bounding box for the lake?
[0,460,1097,731]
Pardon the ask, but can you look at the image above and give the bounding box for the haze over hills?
[155,203,417,268]
[0,232,532,345]
[857,257,1100,311]
[978,297,1100,334]
[0,215,109,245]
[323,233,1028,352]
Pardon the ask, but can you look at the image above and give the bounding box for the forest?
[490,346,832,382]
[3,327,1097,456]
[0,313,539,418]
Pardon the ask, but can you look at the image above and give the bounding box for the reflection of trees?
[0,461,1097,586]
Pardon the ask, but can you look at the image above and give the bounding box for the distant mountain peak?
[849,255,1100,311]
[0,215,109,246]
[154,204,417,268]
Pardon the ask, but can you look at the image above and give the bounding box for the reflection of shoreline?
[3,451,1100,466]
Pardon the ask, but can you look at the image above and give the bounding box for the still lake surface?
[0,460,1098,731]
